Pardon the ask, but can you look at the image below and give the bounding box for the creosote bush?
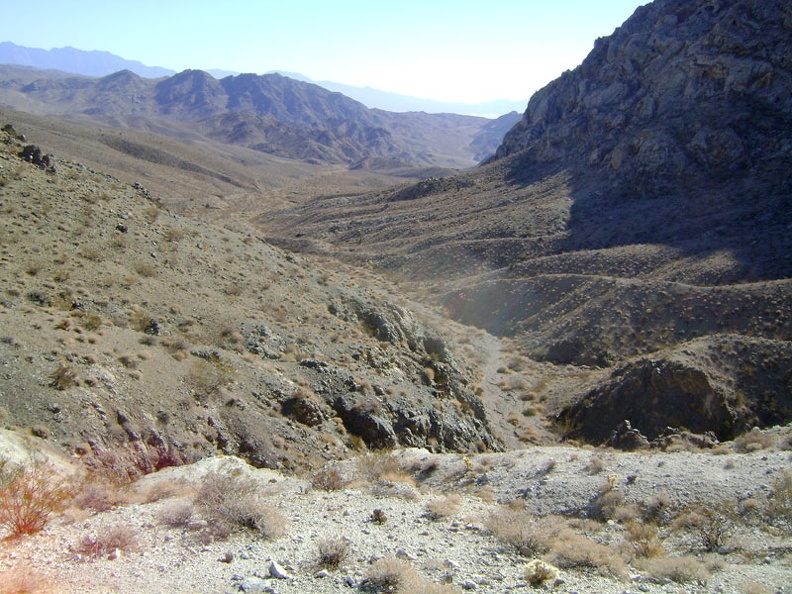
[0,460,72,537]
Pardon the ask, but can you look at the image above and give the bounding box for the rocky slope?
[257,0,792,445]
[0,66,503,169]
[0,121,509,474]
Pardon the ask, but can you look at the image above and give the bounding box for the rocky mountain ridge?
[494,0,792,200]
[0,41,174,78]
[0,65,506,169]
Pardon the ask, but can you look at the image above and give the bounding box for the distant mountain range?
[0,64,520,168]
[0,41,527,117]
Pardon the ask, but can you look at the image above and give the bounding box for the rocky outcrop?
[494,0,792,195]
[557,358,737,444]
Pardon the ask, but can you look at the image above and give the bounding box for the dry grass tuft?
[316,537,350,570]
[362,556,458,593]
[157,500,194,528]
[636,556,710,585]
[425,494,462,520]
[74,523,139,559]
[311,468,347,491]
[733,427,774,452]
[625,520,665,559]
[194,470,286,541]
[484,505,556,557]
[768,469,792,531]
[546,528,628,579]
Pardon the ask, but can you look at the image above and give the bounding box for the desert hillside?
[259,0,792,445]
[1,0,791,592]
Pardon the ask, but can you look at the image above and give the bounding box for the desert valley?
[0,0,791,592]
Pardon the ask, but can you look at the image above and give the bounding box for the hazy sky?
[0,0,647,104]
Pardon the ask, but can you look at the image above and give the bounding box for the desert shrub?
[311,468,346,491]
[585,455,606,474]
[590,483,624,521]
[0,461,72,537]
[739,580,772,594]
[361,557,458,593]
[672,501,734,551]
[49,364,79,390]
[72,480,124,513]
[625,520,665,559]
[133,261,157,278]
[194,470,286,541]
[546,528,628,579]
[75,523,138,559]
[643,491,672,524]
[637,556,710,585]
[0,566,50,593]
[157,501,194,528]
[361,557,412,593]
[81,444,185,486]
[425,494,462,520]
[316,537,350,569]
[732,427,773,452]
[187,357,235,401]
[355,452,416,492]
[767,469,792,531]
[80,314,102,331]
[524,559,560,586]
[484,506,555,557]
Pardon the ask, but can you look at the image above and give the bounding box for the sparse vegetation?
[74,523,139,559]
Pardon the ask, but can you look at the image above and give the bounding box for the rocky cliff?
[495,0,791,197]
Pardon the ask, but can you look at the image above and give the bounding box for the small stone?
[315,570,330,578]
[462,580,477,590]
[269,561,291,579]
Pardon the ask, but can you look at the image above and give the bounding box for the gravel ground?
[1,446,790,594]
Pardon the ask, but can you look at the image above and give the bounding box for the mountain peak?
[494,0,792,197]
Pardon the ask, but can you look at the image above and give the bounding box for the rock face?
[558,359,735,444]
[494,0,792,196]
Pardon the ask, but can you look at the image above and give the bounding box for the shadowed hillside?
[260,0,792,444]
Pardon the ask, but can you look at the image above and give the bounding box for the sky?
[0,0,647,104]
